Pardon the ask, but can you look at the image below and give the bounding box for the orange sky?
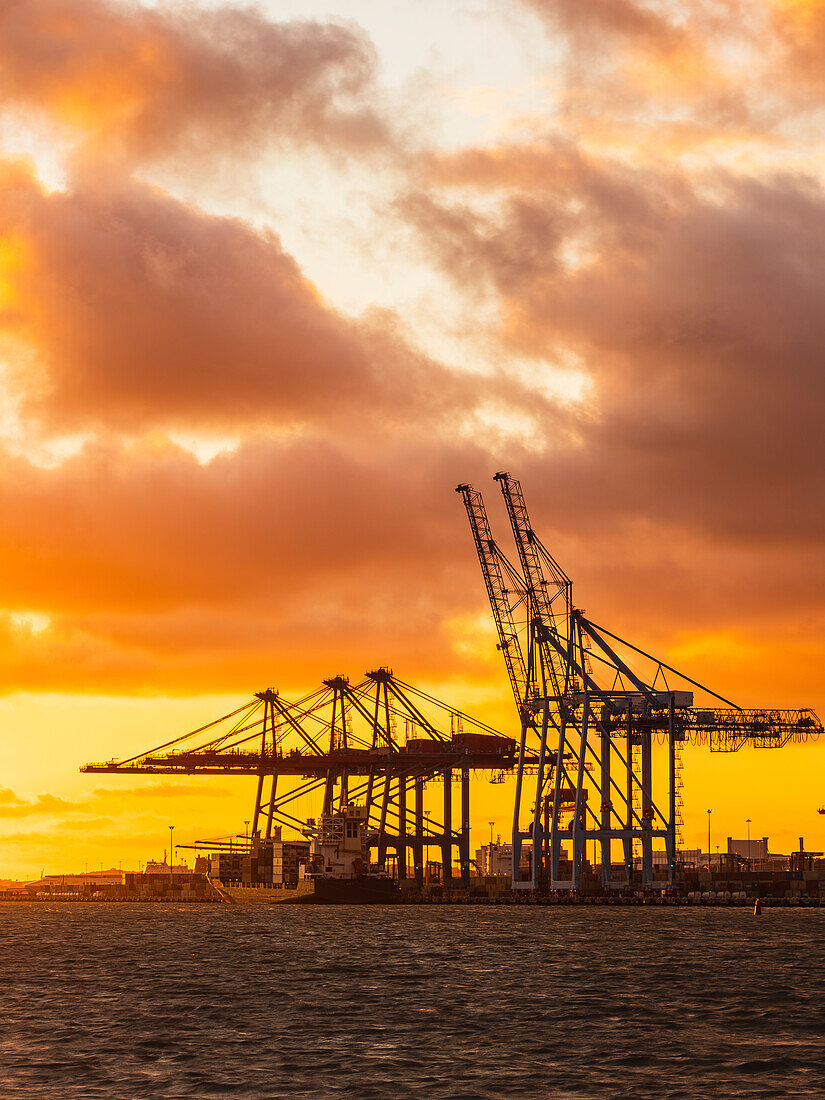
[1,0,825,878]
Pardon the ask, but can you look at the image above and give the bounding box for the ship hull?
[220,876,400,905]
[219,881,316,904]
[312,875,401,904]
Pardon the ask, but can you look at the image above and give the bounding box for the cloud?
[0,161,493,433]
[523,0,753,63]
[0,790,84,817]
[91,784,228,799]
[522,0,825,138]
[0,0,821,719]
[399,143,825,648]
[0,414,822,701]
[0,783,228,820]
[0,430,528,692]
[0,432,487,612]
[0,0,390,164]
[763,2,825,110]
[524,0,683,44]
[519,0,767,136]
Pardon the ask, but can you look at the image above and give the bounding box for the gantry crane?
[458,472,824,891]
[83,670,516,889]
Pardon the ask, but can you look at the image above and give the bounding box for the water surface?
[1,904,823,1098]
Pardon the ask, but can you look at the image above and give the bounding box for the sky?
[1,0,825,878]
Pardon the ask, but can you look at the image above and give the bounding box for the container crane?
[83,670,516,889]
[459,472,824,892]
[456,482,559,883]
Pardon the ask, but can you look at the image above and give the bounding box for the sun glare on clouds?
[0,0,824,871]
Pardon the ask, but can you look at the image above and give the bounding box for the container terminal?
[10,837,825,905]
[75,473,825,906]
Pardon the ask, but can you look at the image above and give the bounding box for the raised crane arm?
[494,471,573,699]
[456,483,530,719]
[494,472,571,629]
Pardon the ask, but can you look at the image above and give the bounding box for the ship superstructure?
[305,803,371,879]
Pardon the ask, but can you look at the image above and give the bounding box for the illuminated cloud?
[0,790,83,817]
[0,162,487,432]
[402,149,825,552]
[519,0,771,139]
[0,0,822,879]
[0,411,822,697]
[0,0,390,163]
[0,431,518,691]
[768,1,825,104]
[524,0,685,45]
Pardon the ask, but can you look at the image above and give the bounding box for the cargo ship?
[212,803,400,904]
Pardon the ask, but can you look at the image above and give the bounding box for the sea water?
[1,903,823,1098]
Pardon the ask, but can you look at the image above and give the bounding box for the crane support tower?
[83,670,516,889]
[457,473,823,892]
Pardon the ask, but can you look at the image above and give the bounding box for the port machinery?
[456,473,823,892]
[81,472,823,897]
[82,670,517,888]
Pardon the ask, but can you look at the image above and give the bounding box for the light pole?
[489,821,495,847]
[245,820,250,844]
[169,825,174,891]
[746,817,751,859]
[706,809,712,871]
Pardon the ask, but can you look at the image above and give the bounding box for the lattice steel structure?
[83,670,516,888]
[457,472,823,891]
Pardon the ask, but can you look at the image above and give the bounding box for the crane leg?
[398,773,407,880]
[443,769,452,882]
[414,776,424,887]
[600,729,611,887]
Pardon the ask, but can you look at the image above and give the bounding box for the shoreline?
[2,891,823,908]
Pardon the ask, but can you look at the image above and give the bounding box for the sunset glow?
[1,0,824,879]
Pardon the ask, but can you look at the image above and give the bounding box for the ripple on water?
[0,905,823,1098]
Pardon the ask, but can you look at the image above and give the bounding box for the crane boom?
[494,472,570,627]
[456,483,529,718]
[494,471,572,697]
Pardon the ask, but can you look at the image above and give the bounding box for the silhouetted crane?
[457,472,823,891]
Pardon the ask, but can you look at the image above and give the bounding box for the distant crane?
[457,472,824,891]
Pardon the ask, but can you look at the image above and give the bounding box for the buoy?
[753,899,762,916]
